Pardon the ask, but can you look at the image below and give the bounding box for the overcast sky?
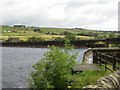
[1,0,119,31]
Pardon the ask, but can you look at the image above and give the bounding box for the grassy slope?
[1,26,93,40]
[68,64,111,88]
[1,26,96,34]
[1,25,119,41]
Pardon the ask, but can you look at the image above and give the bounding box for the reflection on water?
[2,47,88,88]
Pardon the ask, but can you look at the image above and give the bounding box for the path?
[72,64,100,72]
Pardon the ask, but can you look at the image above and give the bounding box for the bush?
[61,31,71,35]
[64,33,76,41]
[112,44,120,48]
[109,34,116,38]
[28,39,78,88]
[28,39,111,88]
[52,37,64,41]
[34,29,43,33]
[27,36,45,42]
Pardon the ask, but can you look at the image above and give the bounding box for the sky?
[0,0,119,31]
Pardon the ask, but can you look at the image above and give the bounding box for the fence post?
[99,52,101,66]
[113,56,116,71]
[93,50,97,64]
[105,55,107,71]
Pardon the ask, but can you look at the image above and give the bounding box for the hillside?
[0,25,119,41]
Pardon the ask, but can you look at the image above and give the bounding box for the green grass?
[2,32,26,36]
[0,25,102,35]
[1,25,119,41]
[40,27,67,34]
[98,63,120,72]
[1,25,94,41]
[67,64,111,88]
[1,26,13,31]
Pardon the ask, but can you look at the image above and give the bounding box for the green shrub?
[28,39,112,88]
[28,39,78,88]
[112,44,120,48]
[64,33,76,41]
[62,31,71,35]
[27,36,45,42]
[52,37,64,41]
[34,29,43,33]
[109,34,116,38]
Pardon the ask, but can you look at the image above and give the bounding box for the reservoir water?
[2,47,88,88]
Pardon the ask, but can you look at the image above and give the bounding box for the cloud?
[0,0,119,31]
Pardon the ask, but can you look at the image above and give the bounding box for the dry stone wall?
[83,70,120,89]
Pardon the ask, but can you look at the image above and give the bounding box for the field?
[0,35,92,41]
[1,25,119,41]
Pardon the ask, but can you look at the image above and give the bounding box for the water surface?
[2,47,88,88]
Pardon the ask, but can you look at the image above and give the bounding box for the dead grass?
[1,34,92,41]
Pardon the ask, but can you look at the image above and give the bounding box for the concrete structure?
[72,64,100,72]
[1,37,120,48]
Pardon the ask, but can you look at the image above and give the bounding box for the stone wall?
[83,70,120,89]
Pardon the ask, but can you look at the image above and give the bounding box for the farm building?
[3,30,12,33]
[14,25,25,27]
[8,37,19,42]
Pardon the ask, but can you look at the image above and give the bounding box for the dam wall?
[1,40,107,48]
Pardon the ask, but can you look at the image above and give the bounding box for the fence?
[95,51,120,72]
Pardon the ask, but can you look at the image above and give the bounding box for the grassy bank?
[63,64,111,88]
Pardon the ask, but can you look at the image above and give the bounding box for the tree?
[34,29,43,33]
[52,37,64,41]
[62,31,71,35]
[109,34,116,38]
[27,36,45,41]
[64,33,76,41]
[28,39,78,88]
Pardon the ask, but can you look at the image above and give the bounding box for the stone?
[83,70,120,89]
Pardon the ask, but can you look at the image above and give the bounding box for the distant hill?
[0,25,119,41]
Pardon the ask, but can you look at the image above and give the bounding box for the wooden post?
[113,56,116,71]
[105,55,107,71]
[99,52,101,66]
[105,39,109,48]
[93,50,97,63]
